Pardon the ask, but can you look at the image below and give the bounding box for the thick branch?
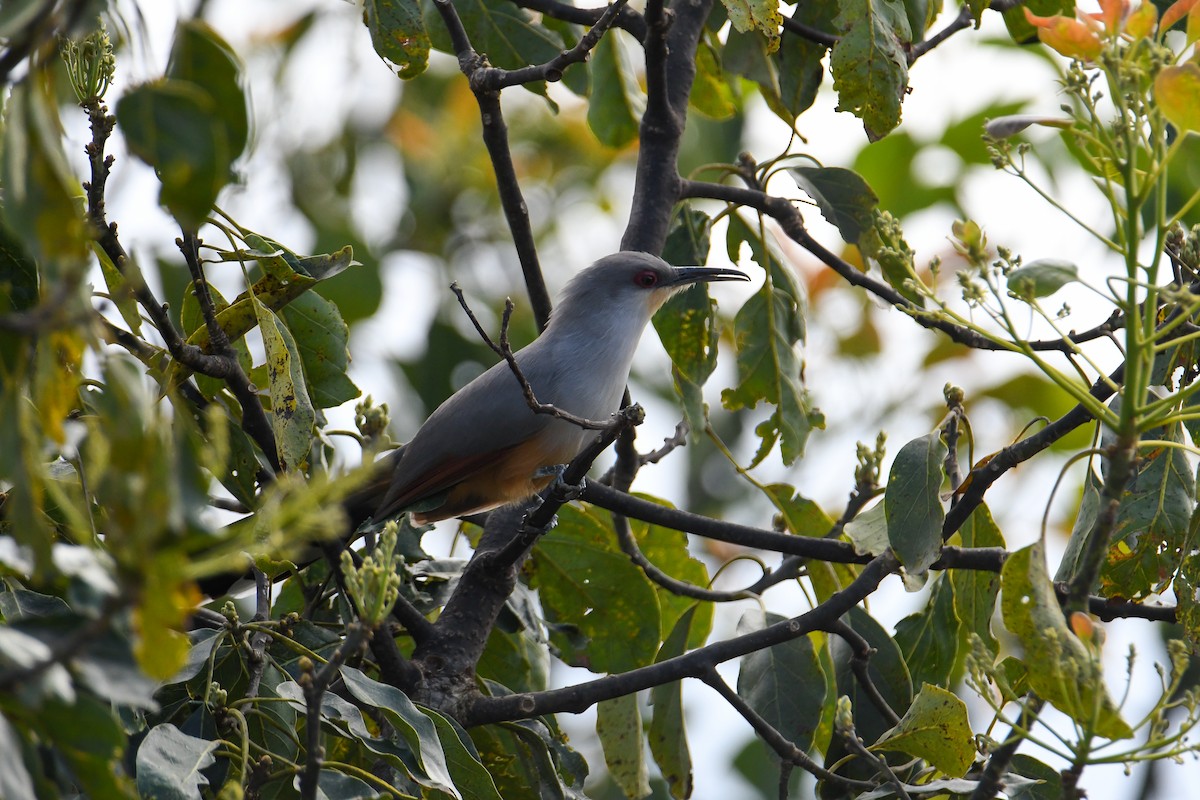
[620,0,714,251]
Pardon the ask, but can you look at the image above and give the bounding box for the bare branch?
[430,0,553,329]
[511,0,647,41]
[475,0,631,89]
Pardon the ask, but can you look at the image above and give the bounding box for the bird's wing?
[373,358,555,519]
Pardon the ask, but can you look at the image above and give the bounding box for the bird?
[369,250,749,525]
[196,251,748,597]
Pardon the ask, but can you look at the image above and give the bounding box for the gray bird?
[373,251,749,524]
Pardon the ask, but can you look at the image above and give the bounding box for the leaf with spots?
[872,684,973,777]
[252,294,315,472]
[597,694,649,799]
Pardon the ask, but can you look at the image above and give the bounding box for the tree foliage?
[3,0,1200,798]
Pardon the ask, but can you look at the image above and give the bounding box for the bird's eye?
[634,269,660,288]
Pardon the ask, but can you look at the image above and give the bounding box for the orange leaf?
[1161,0,1199,31]
[1156,63,1200,132]
[1096,0,1128,34]
[1024,9,1104,60]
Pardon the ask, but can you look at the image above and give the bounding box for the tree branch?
[474,0,630,89]
[698,665,874,790]
[431,0,553,329]
[462,553,899,725]
[678,178,1125,354]
[511,0,647,41]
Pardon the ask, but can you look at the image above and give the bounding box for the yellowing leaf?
[874,684,973,777]
[1001,542,1133,740]
[1124,1,1157,38]
[1156,63,1200,132]
[722,0,784,53]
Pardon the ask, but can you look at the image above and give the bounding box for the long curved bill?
[667,266,751,286]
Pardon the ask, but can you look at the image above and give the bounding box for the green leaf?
[1102,424,1196,597]
[597,694,649,799]
[166,20,248,162]
[885,431,946,574]
[873,684,973,777]
[829,0,911,140]
[365,0,431,79]
[1055,467,1102,584]
[950,503,1004,656]
[41,693,134,798]
[339,665,461,796]
[1,82,90,266]
[1006,259,1079,299]
[1176,550,1200,652]
[252,295,316,472]
[790,166,880,246]
[650,606,700,800]
[426,709,505,800]
[628,496,714,646]
[135,723,218,800]
[722,0,783,52]
[116,80,230,229]
[280,291,361,409]
[529,503,661,672]
[690,42,737,119]
[587,32,644,147]
[832,607,913,747]
[1008,754,1065,800]
[893,574,963,687]
[470,717,589,799]
[722,216,821,465]
[771,0,837,121]
[844,500,890,556]
[656,209,718,433]
[736,610,828,754]
[1001,542,1133,740]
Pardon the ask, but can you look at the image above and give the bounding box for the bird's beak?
[666,266,751,287]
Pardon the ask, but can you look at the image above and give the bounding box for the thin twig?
[299,625,367,800]
[678,178,1125,354]
[449,284,620,430]
[614,512,752,601]
[827,620,902,726]
[699,665,875,790]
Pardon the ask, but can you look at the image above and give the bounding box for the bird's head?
[555,251,750,327]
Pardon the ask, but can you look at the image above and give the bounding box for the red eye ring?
[634,269,659,288]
